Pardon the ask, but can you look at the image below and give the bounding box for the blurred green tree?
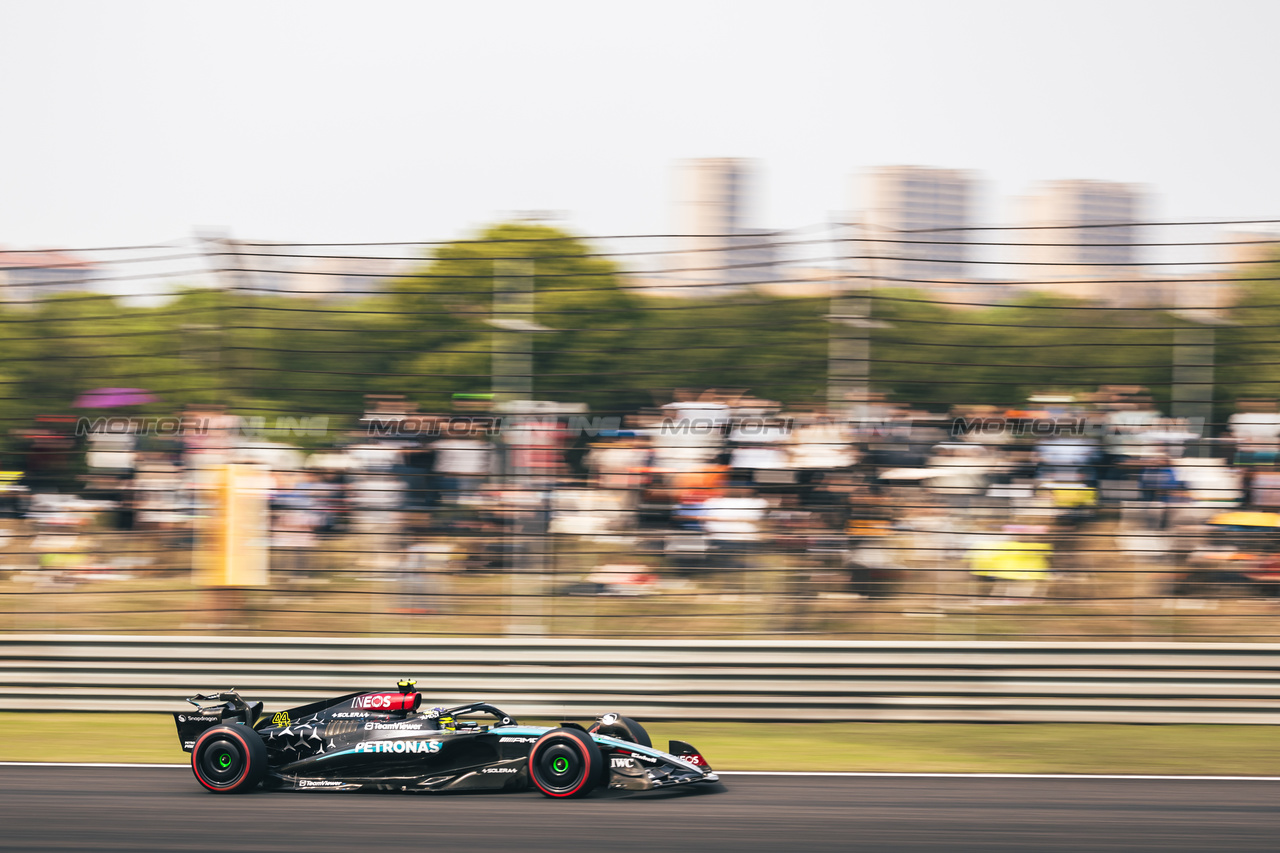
[391,222,638,410]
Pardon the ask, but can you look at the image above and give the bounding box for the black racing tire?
[192,724,268,794]
[588,714,651,748]
[528,727,604,798]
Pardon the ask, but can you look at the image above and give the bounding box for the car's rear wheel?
[588,714,651,748]
[528,728,603,798]
[192,725,267,794]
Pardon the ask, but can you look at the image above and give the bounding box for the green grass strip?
[5,714,1280,775]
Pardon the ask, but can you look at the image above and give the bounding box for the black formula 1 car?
[174,681,717,798]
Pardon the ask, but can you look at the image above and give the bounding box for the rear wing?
[173,690,264,752]
[174,711,226,752]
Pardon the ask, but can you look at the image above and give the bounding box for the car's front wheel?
[192,725,267,794]
[528,728,603,798]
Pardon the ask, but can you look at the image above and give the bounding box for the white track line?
[1,762,1277,781]
[718,771,1280,781]
[0,762,189,769]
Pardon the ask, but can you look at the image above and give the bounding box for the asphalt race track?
[1,767,1277,852]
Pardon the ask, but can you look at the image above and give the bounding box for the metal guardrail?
[3,635,1280,724]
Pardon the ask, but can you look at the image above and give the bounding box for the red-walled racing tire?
[528,728,603,798]
[192,725,267,794]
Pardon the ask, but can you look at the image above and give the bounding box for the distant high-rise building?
[1202,230,1280,311]
[671,158,774,295]
[229,242,413,299]
[0,249,100,303]
[1221,230,1280,286]
[1016,180,1143,302]
[858,166,976,282]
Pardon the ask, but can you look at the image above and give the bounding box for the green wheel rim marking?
[217,753,232,768]
[552,756,569,773]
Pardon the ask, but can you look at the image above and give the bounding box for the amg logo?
[499,736,537,743]
[354,740,442,755]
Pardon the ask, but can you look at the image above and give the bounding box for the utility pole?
[486,258,552,634]
[490,258,538,404]
[828,221,889,420]
[1170,280,1236,455]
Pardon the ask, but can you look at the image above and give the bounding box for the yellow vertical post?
[196,464,268,587]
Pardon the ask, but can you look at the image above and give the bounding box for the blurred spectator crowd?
[7,385,1280,612]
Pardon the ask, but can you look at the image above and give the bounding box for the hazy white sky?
[1,0,1277,248]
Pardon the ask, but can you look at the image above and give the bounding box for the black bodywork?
[175,686,717,796]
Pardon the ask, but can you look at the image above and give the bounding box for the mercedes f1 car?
[175,681,717,798]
